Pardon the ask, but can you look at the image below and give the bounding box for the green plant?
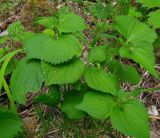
[0,1,160,138]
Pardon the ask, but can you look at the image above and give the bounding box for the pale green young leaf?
[58,13,86,33]
[0,35,8,44]
[7,21,25,41]
[36,13,86,33]
[128,7,142,17]
[77,91,116,119]
[10,59,44,104]
[42,59,85,85]
[84,67,120,95]
[35,17,56,29]
[42,29,54,36]
[0,109,22,138]
[136,0,160,8]
[110,99,150,138]
[23,33,81,64]
[61,91,85,119]
[115,16,159,79]
[148,9,160,29]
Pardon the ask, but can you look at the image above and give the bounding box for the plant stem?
[2,78,17,114]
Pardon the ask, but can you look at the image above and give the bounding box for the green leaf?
[61,91,85,119]
[7,21,25,41]
[58,6,70,15]
[0,35,8,44]
[110,99,150,138]
[36,13,86,33]
[88,46,108,63]
[96,22,109,34]
[107,60,140,84]
[23,33,81,64]
[90,2,112,19]
[84,67,120,95]
[0,109,22,138]
[10,59,44,104]
[136,0,160,8]
[36,17,56,29]
[115,16,159,79]
[148,9,160,29]
[58,13,86,33]
[0,48,6,59]
[128,7,142,17]
[42,29,54,36]
[34,86,60,107]
[0,49,22,91]
[77,91,116,119]
[42,59,85,85]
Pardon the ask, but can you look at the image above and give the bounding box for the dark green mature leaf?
[58,13,86,33]
[120,64,140,84]
[90,2,111,19]
[96,22,109,34]
[107,60,140,84]
[42,59,85,85]
[0,109,22,138]
[34,86,60,107]
[148,9,160,29]
[115,16,159,79]
[61,91,85,119]
[136,0,160,8]
[77,91,116,119]
[10,59,44,104]
[88,46,108,63]
[23,33,81,64]
[84,67,120,95]
[110,99,150,138]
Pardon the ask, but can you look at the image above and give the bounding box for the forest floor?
[0,0,160,138]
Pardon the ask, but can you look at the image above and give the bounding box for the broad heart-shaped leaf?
[115,16,159,79]
[61,91,85,119]
[42,59,85,85]
[23,33,81,64]
[84,67,120,95]
[58,13,86,33]
[136,0,160,8]
[77,91,116,119]
[107,59,140,84]
[148,9,160,29]
[10,59,44,104]
[0,109,22,138]
[110,99,150,138]
[88,46,108,63]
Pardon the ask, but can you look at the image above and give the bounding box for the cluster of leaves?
[0,0,160,138]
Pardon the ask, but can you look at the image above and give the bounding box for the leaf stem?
[2,77,17,113]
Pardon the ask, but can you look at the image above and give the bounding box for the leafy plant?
[0,1,160,138]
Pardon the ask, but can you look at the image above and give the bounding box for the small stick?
[149,115,160,120]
